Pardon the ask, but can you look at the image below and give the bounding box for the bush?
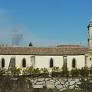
[40,68,49,77]
[32,68,40,74]
[22,67,34,75]
[80,67,89,77]
[22,67,41,76]
[0,68,6,76]
[71,68,80,77]
[79,78,92,92]
[52,67,60,72]
[7,67,21,76]
[51,67,62,77]
[40,68,49,74]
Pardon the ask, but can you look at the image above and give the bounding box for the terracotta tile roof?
[57,45,83,48]
[0,46,88,55]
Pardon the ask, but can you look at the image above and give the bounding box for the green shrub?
[79,78,92,92]
[32,68,40,74]
[71,68,80,77]
[22,66,34,75]
[80,67,89,77]
[40,68,49,74]
[22,67,41,75]
[0,68,6,75]
[52,67,60,72]
[7,67,21,76]
[51,67,62,77]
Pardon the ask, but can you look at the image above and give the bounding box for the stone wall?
[0,76,60,92]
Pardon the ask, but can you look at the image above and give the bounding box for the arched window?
[1,58,5,68]
[72,58,76,68]
[9,57,16,68]
[50,58,54,68]
[22,58,26,67]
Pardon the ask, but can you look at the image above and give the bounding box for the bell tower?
[88,20,92,49]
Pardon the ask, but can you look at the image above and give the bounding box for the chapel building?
[0,21,92,71]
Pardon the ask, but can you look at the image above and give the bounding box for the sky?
[0,0,92,47]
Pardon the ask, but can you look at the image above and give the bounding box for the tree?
[62,66,69,77]
[29,42,33,46]
[89,66,92,76]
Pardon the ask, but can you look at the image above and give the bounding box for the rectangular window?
[63,56,67,68]
[31,56,35,67]
[85,56,88,66]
